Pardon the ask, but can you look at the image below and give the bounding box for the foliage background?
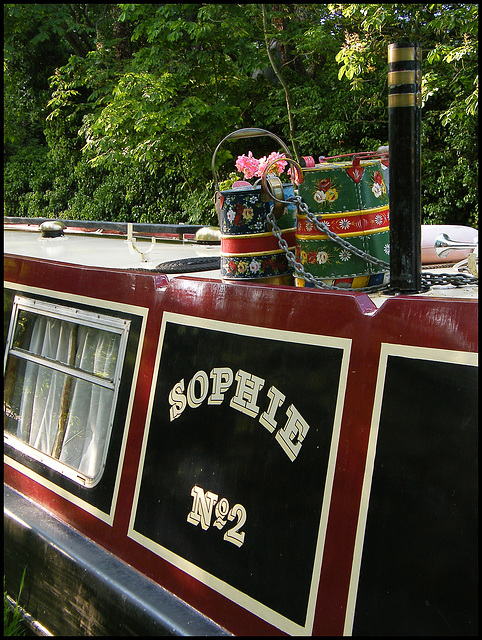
[4,3,478,228]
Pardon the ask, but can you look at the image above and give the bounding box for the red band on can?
[221,229,296,256]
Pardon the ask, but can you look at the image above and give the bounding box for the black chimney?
[388,42,422,293]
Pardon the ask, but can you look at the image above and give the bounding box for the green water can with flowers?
[212,128,298,283]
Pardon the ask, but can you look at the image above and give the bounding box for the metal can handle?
[261,157,304,205]
[211,127,292,191]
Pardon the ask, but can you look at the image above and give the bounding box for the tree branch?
[261,4,300,162]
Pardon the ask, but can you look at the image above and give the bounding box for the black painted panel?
[134,319,346,628]
[353,356,478,636]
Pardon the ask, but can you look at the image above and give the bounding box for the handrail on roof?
[4,217,205,236]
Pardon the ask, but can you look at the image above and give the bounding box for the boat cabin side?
[4,237,478,636]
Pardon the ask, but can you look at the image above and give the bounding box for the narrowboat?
[4,43,478,637]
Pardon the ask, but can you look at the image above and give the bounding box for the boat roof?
[4,218,478,305]
[4,219,222,278]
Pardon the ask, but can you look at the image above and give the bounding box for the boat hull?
[4,251,478,636]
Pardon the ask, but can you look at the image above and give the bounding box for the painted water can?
[217,183,296,282]
[212,128,297,283]
[295,155,390,288]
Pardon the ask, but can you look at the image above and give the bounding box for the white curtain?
[15,316,120,480]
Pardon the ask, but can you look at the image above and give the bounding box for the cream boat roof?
[4,220,478,305]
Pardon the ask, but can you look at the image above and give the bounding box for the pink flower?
[256,152,287,178]
[287,166,302,185]
[234,151,288,180]
[235,151,260,180]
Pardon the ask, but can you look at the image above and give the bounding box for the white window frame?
[4,295,131,487]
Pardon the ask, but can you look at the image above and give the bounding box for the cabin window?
[4,296,130,487]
